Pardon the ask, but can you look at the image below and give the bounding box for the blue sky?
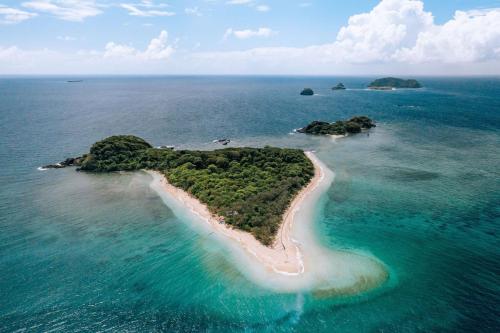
[1,0,499,74]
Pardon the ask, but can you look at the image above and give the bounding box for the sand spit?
[147,152,388,293]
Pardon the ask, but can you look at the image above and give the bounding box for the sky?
[1,0,499,75]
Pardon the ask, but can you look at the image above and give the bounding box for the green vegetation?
[298,116,375,135]
[332,83,346,90]
[78,135,314,245]
[300,88,314,95]
[79,135,152,171]
[368,77,422,89]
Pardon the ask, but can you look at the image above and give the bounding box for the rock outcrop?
[300,88,314,96]
[298,116,376,136]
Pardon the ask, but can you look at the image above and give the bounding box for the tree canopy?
[78,135,314,245]
[297,116,375,135]
[300,88,314,95]
[368,77,422,88]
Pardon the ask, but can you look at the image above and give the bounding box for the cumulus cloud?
[224,27,276,39]
[142,30,174,59]
[325,0,500,64]
[22,0,102,22]
[395,8,500,63]
[0,5,37,24]
[332,0,434,63]
[104,30,174,60]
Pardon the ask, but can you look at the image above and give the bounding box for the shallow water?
[0,76,499,332]
[148,160,388,294]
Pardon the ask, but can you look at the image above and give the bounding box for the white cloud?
[142,30,174,59]
[185,6,202,16]
[120,2,175,17]
[0,5,37,24]
[328,0,500,64]
[226,0,253,5]
[299,2,312,8]
[224,27,276,39]
[196,0,500,73]
[104,30,174,60]
[22,0,102,22]
[225,0,268,12]
[256,5,270,12]
[331,0,434,63]
[2,0,500,75]
[395,8,500,63]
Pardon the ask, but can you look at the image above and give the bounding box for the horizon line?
[1,74,500,78]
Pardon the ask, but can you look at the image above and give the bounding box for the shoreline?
[147,151,323,275]
[148,152,388,293]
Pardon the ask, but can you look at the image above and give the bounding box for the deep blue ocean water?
[0,76,499,332]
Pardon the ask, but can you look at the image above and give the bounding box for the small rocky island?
[42,156,85,169]
[368,77,422,90]
[300,88,314,96]
[332,83,346,90]
[298,116,375,135]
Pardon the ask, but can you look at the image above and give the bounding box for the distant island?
[300,88,314,95]
[332,83,346,90]
[298,116,375,136]
[368,77,422,90]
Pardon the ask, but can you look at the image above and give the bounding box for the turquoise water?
[0,76,499,332]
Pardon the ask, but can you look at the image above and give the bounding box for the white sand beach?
[148,151,322,275]
[148,152,388,293]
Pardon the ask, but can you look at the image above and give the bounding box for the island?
[368,77,422,90]
[332,83,346,90]
[297,116,375,136]
[41,156,85,169]
[300,88,314,95]
[60,136,313,246]
[45,134,388,292]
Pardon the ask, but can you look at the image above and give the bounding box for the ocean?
[0,76,498,332]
